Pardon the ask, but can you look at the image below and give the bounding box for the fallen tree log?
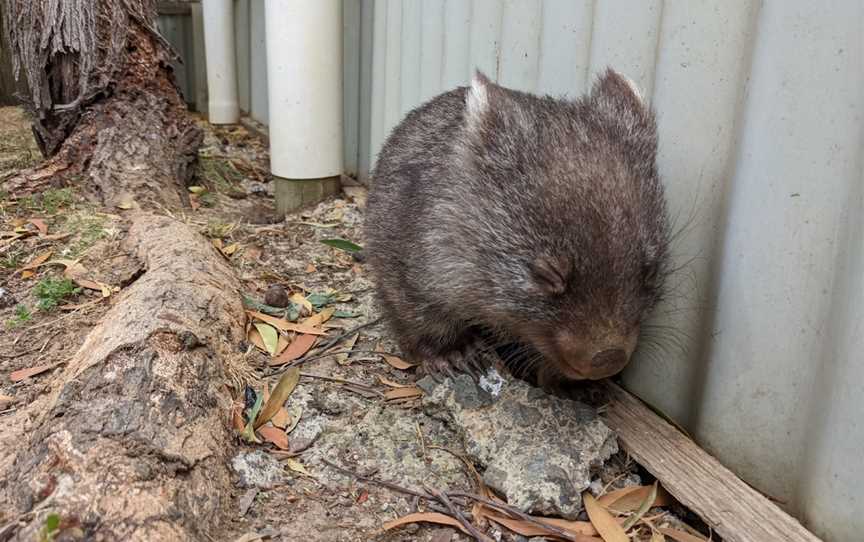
[1,214,245,541]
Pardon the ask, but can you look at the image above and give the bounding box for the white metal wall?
[357,2,864,540]
[215,2,864,539]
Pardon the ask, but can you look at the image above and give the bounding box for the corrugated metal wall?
[183,3,863,539]
[360,5,864,540]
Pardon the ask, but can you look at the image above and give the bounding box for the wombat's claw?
[446,349,491,382]
[421,357,456,382]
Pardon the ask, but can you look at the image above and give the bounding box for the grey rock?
[0,288,17,309]
[232,450,287,489]
[423,376,617,519]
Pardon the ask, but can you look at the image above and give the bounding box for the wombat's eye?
[531,256,570,296]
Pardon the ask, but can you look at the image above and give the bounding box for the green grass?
[204,220,236,239]
[63,212,107,256]
[198,155,244,193]
[19,187,75,215]
[33,277,81,311]
[1,249,24,269]
[6,304,31,328]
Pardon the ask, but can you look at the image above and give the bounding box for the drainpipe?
[201,0,240,124]
[265,0,343,214]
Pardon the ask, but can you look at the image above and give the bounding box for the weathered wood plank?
[602,382,822,542]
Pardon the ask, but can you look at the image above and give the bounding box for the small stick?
[426,485,493,542]
[320,459,431,500]
[447,491,581,542]
[416,422,427,459]
[299,371,377,390]
[428,445,484,492]
[306,317,382,355]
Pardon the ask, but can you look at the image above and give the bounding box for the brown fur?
[365,69,670,383]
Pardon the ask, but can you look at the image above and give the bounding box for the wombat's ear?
[591,68,647,116]
[531,256,571,296]
[465,70,493,128]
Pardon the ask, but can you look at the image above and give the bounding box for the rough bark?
[2,214,244,541]
[1,0,200,208]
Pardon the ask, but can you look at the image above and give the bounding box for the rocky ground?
[0,107,713,541]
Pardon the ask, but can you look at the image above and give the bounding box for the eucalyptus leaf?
[253,322,279,355]
[254,368,301,429]
[320,238,362,253]
[240,392,264,443]
[305,292,334,308]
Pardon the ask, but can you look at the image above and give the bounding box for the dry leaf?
[305,263,317,273]
[380,353,415,370]
[601,484,671,513]
[211,238,223,250]
[621,481,658,530]
[583,492,628,542]
[232,532,263,542]
[657,529,707,542]
[29,219,48,235]
[531,517,600,536]
[651,532,666,542]
[275,334,290,356]
[284,458,311,476]
[335,333,359,365]
[0,394,15,407]
[255,368,300,428]
[384,387,423,401]
[258,425,289,449]
[245,311,327,335]
[73,277,112,297]
[302,306,335,327]
[247,327,267,352]
[382,512,469,535]
[232,404,246,432]
[237,488,259,519]
[269,334,317,365]
[271,407,291,429]
[356,490,369,504]
[377,375,413,388]
[483,512,601,540]
[290,293,313,313]
[254,323,279,355]
[284,405,302,434]
[9,364,57,383]
[222,243,239,256]
[18,250,53,273]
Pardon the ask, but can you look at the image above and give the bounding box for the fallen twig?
[307,317,382,355]
[448,491,584,542]
[320,460,585,542]
[427,486,493,542]
[321,459,430,500]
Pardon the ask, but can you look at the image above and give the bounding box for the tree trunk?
[0,2,247,539]
[2,215,245,541]
[1,0,201,208]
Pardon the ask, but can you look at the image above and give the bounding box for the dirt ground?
[0,107,712,542]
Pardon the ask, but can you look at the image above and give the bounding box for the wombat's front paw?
[420,341,495,382]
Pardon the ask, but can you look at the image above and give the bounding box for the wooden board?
[602,382,822,542]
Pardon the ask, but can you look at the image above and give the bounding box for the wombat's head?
[459,69,669,381]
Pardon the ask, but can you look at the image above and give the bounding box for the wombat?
[365,69,669,386]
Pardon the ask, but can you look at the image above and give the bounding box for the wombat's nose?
[591,348,628,375]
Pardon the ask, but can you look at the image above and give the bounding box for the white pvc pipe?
[201,0,240,124]
[265,0,343,179]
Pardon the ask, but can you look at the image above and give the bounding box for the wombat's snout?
[550,330,637,380]
[590,348,629,378]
